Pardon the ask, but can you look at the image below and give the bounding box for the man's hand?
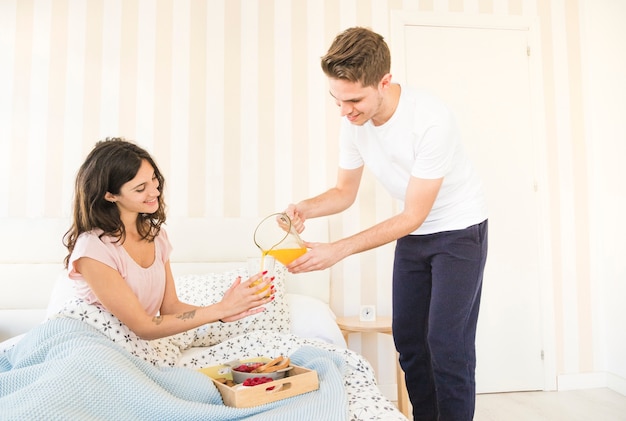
[286,241,344,273]
[284,204,306,234]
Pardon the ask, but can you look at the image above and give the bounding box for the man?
[286,27,488,421]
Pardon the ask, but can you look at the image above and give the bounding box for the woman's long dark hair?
[63,138,166,268]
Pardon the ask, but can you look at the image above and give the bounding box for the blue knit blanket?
[0,318,348,420]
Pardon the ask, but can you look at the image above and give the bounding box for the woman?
[63,138,273,340]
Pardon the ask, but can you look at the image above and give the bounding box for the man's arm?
[287,175,443,273]
[286,166,364,231]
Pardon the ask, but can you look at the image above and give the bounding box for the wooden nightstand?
[336,315,411,418]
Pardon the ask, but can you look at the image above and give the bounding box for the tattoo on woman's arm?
[151,310,196,325]
[176,310,196,320]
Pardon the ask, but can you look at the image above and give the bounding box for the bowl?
[228,358,292,385]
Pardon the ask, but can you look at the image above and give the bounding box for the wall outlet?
[359,305,377,322]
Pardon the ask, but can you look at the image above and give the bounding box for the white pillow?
[46,271,76,319]
[286,293,346,348]
[174,265,290,346]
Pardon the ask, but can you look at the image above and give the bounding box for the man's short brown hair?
[320,27,391,88]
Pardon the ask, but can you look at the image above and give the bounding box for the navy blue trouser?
[392,220,488,421]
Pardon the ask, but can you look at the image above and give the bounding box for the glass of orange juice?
[247,255,275,297]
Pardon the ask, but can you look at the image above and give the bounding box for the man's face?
[328,78,384,126]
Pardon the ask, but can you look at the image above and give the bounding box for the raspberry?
[233,362,264,373]
[234,364,252,373]
[242,376,274,387]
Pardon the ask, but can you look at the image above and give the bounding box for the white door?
[392,16,546,393]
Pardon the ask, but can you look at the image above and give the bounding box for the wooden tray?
[200,364,319,408]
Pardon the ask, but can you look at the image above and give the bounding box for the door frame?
[390,11,556,391]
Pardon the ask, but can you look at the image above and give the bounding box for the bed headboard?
[0,216,330,342]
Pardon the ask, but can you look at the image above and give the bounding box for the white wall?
[581,0,626,393]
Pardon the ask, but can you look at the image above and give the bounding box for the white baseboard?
[558,371,626,396]
[558,372,606,390]
[607,372,626,396]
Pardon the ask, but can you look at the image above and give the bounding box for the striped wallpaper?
[2,0,624,398]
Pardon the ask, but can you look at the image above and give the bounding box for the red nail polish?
[262,270,268,275]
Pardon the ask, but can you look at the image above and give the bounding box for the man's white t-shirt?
[339,85,487,235]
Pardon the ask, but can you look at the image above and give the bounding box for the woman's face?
[105,159,160,218]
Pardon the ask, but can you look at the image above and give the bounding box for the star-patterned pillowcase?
[174,264,291,347]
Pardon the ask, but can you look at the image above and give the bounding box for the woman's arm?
[74,257,273,340]
[159,261,271,323]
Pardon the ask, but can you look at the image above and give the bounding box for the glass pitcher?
[253,213,307,265]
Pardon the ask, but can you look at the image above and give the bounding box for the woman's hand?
[218,273,275,322]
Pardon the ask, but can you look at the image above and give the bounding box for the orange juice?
[249,255,274,297]
[264,248,307,265]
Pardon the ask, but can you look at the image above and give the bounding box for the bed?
[0,216,408,420]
